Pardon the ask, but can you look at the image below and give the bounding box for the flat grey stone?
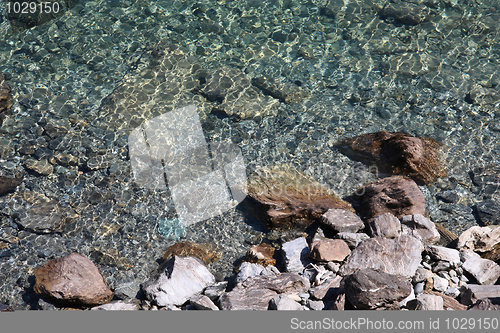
[237,262,265,283]
[307,300,325,311]
[414,294,444,310]
[460,250,500,285]
[334,232,370,248]
[268,295,303,310]
[143,256,216,306]
[426,245,460,265]
[400,214,440,244]
[282,237,310,274]
[320,209,365,233]
[219,273,310,310]
[368,213,401,238]
[189,294,219,310]
[339,235,424,278]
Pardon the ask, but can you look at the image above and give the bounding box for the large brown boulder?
[336,131,446,184]
[247,164,354,231]
[356,176,426,219]
[34,252,113,307]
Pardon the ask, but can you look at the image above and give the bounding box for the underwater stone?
[0,73,13,126]
[356,177,426,219]
[336,131,446,185]
[161,241,220,265]
[157,218,186,241]
[247,164,354,231]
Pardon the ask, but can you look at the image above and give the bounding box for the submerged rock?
[197,67,279,119]
[336,131,446,184]
[0,73,13,126]
[247,164,354,231]
[379,2,432,26]
[475,200,500,226]
[161,241,220,265]
[356,177,426,219]
[34,252,113,307]
[0,175,22,196]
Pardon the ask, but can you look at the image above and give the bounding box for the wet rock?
[0,73,13,126]
[320,209,365,234]
[425,245,461,271]
[34,252,113,307]
[457,226,500,253]
[245,243,276,267]
[282,237,310,274]
[310,239,351,262]
[475,200,500,226]
[469,299,500,311]
[268,295,303,310]
[460,285,500,306]
[339,235,424,278]
[97,45,204,132]
[436,190,460,203]
[336,131,446,185]
[236,262,265,283]
[143,256,216,307]
[0,175,22,196]
[161,241,220,265]
[460,250,500,285]
[251,76,309,104]
[379,1,432,26]
[198,67,279,119]
[400,214,440,244]
[247,164,354,231]
[356,177,426,219]
[91,300,140,311]
[471,165,500,200]
[13,201,64,234]
[189,294,219,310]
[367,213,401,238]
[334,232,370,248]
[24,158,53,176]
[342,269,412,310]
[408,294,443,310]
[219,273,309,310]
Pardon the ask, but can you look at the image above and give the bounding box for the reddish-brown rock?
[310,239,351,262]
[34,252,113,307]
[161,241,220,265]
[245,243,276,266]
[356,177,426,219]
[247,164,354,231]
[336,131,446,184]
